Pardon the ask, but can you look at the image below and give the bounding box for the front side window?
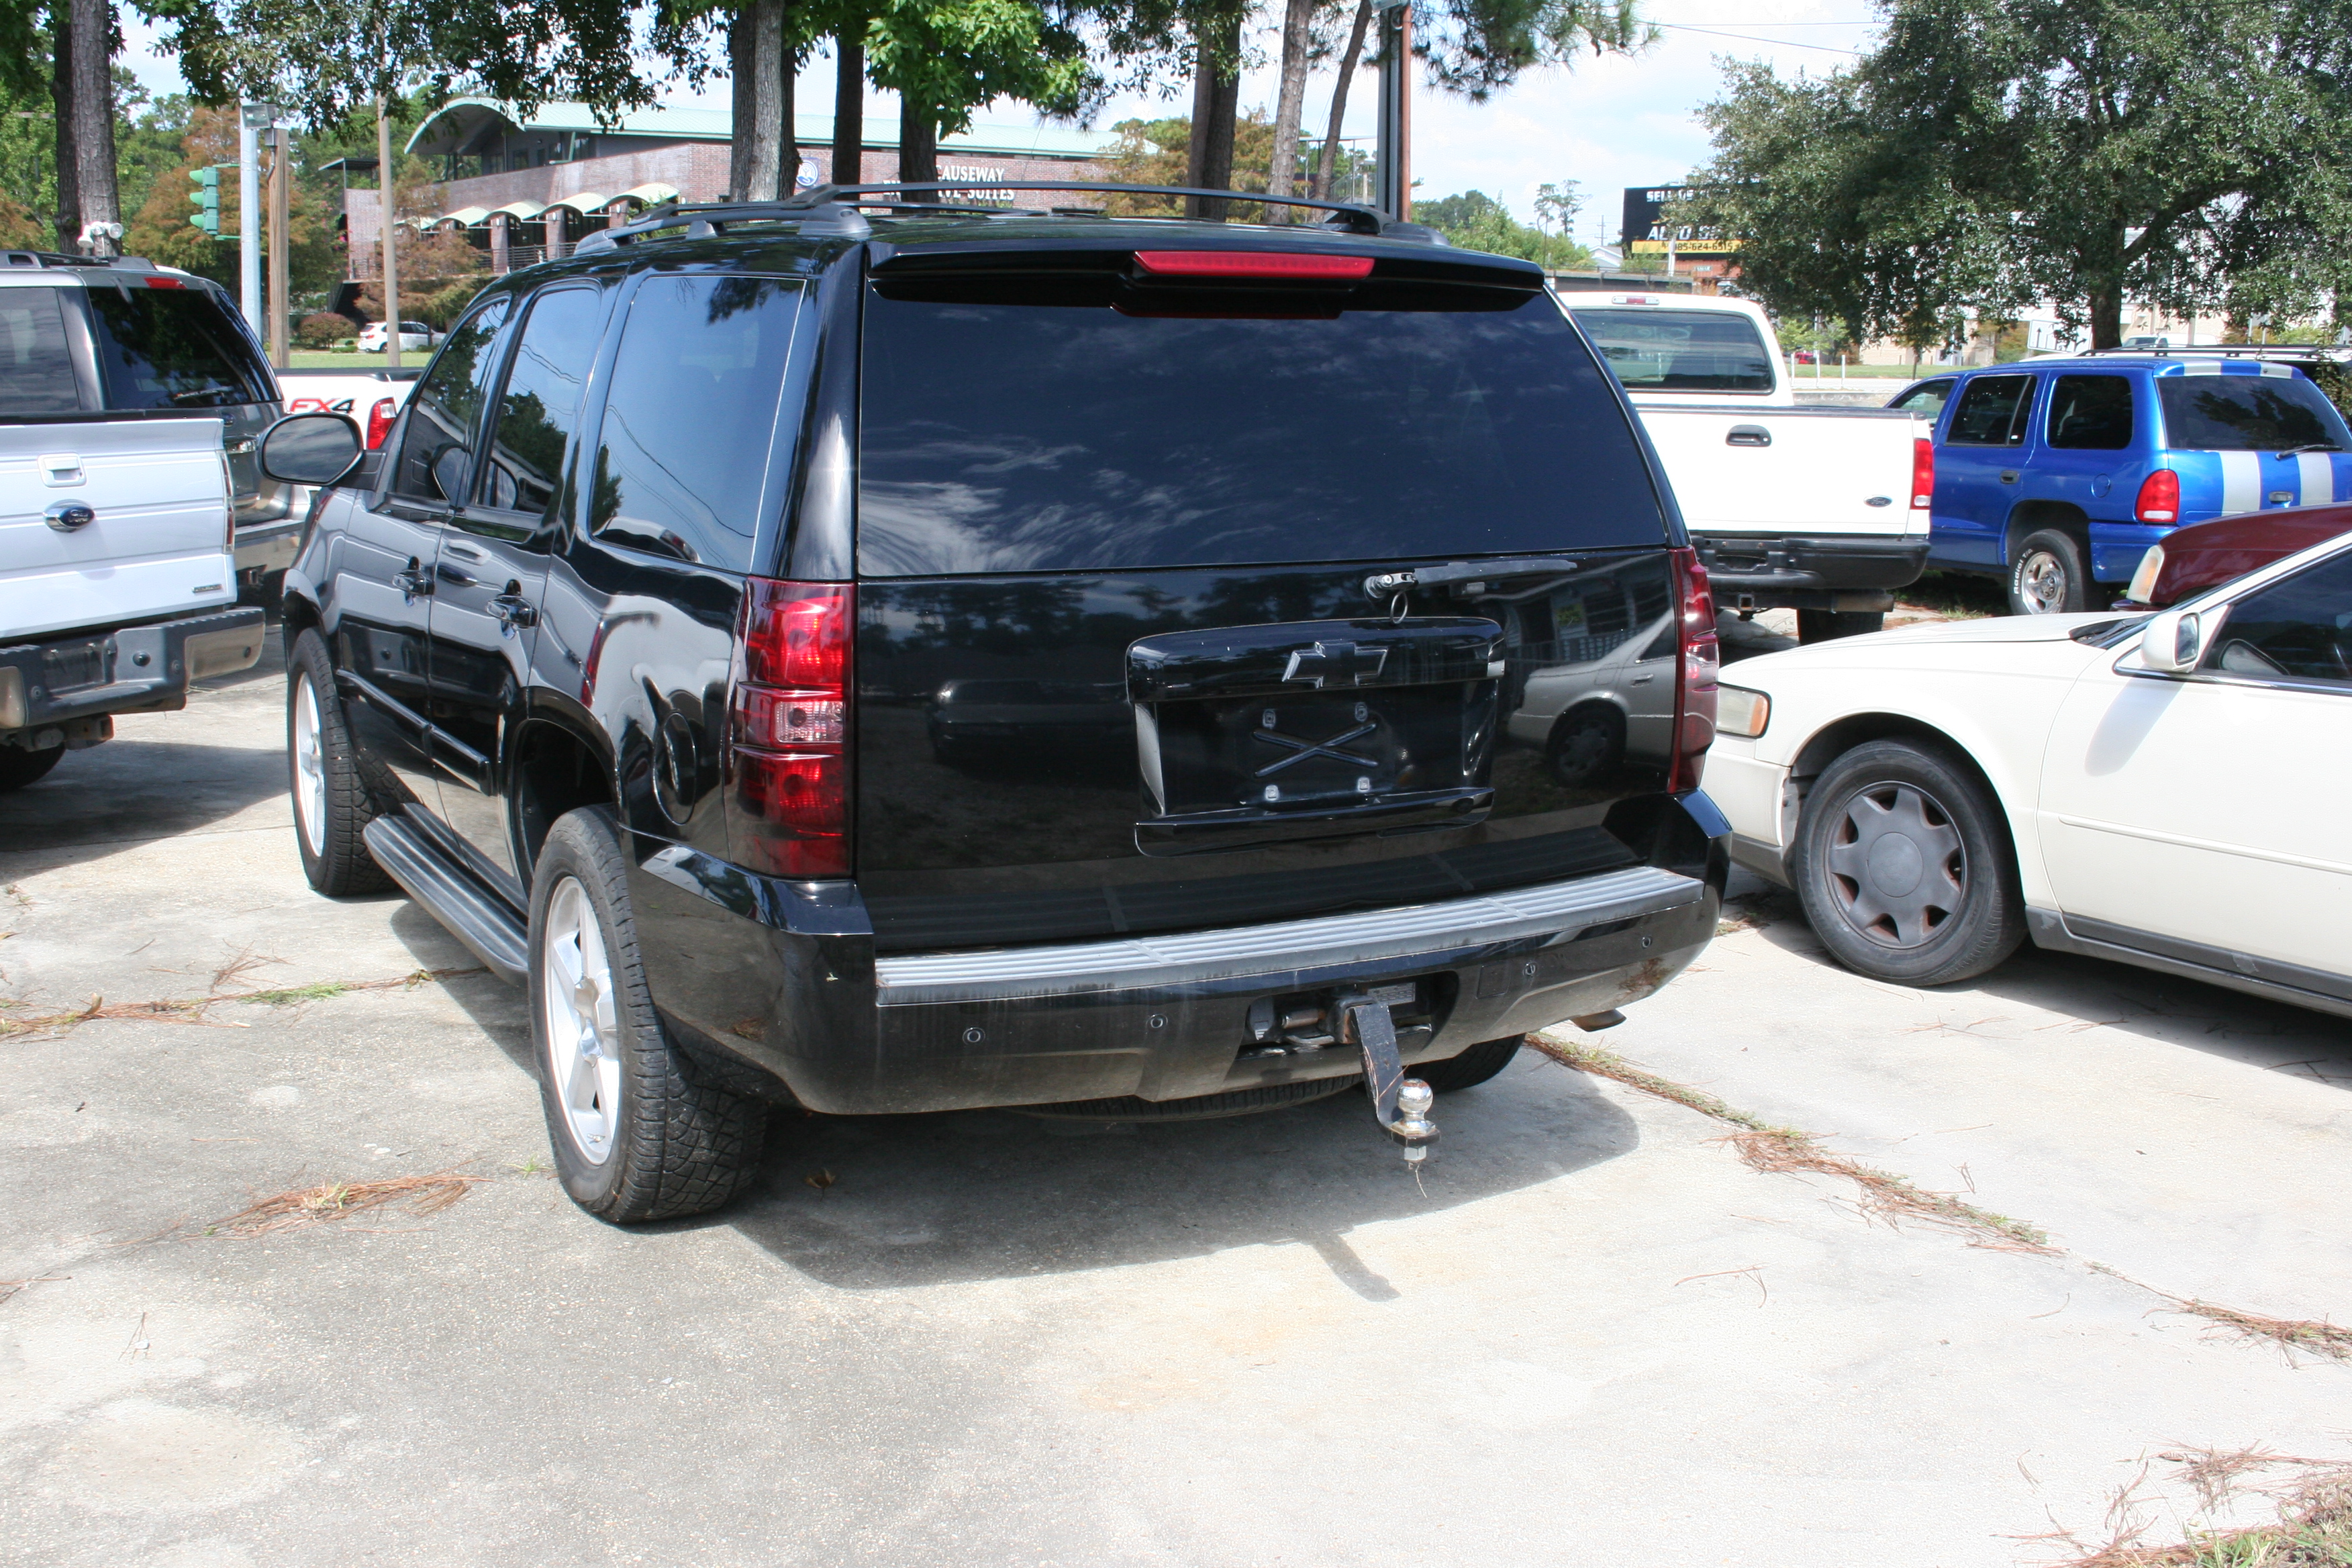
[85,283,271,410]
[2157,375,2351,453]
[2202,549,2352,687]
[1946,373,2034,446]
[1570,307,1775,393]
[2046,375,2135,450]
[387,296,513,506]
[587,274,802,573]
[477,285,604,523]
[0,290,80,413]
[1889,377,1955,418]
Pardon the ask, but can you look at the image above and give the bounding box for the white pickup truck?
[1559,291,1933,640]
[0,413,265,789]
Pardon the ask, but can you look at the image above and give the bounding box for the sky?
[115,1,1882,247]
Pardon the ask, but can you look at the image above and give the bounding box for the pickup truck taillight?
[2135,468,2179,524]
[1668,546,1718,793]
[364,397,397,450]
[1912,437,1934,509]
[728,579,852,878]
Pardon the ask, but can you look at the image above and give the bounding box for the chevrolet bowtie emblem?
[1282,640,1387,687]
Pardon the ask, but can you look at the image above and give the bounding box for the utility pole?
[238,103,265,338]
[376,94,401,373]
[1373,0,1412,220]
[267,124,291,370]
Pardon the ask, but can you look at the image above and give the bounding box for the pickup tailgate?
[1635,403,1926,537]
[0,419,236,640]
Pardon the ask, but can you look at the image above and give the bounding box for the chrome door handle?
[488,591,538,632]
[1726,424,1772,448]
[391,556,434,602]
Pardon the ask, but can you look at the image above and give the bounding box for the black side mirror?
[259,411,364,487]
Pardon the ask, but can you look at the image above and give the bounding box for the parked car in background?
[269,187,1731,1224]
[1894,352,2352,616]
[2117,503,2352,607]
[1562,291,1932,643]
[0,248,299,595]
[1704,530,2352,1018]
[358,320,439,354]
[1,413,264,789]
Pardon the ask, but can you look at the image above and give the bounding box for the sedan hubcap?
[293,674,327,852]
[1824,782,1965,948]
[541,878,621,1164]
[2018,551,2068,613]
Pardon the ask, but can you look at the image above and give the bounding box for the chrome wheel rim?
[1823,781,1965,949]
[2016,550,2069,614]
[292,673,328,852]
[540,877,621,1165]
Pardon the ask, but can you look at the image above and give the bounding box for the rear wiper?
[2275,442,2343,456]
[1363,557,1581,600]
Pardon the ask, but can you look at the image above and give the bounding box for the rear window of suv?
[857,281,1665,575]
[0,290,80,413]
[85,283,272,410]
[2157,374,2351,452]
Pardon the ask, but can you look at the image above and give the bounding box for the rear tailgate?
[850,240,1691,954]
[1636,404,1926,538]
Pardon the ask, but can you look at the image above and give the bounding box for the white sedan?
[1704,532,2352,1016]
[357,320,439,354]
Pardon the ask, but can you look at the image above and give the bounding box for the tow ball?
[1336,987,1438,1163]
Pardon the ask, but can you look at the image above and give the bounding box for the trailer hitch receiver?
[1338,987,1439,1163]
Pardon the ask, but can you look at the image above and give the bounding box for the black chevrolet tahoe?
[260,184,1730,1224]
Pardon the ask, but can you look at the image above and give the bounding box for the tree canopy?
[1690,0,2352,350]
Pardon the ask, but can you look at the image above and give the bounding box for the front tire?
[1414,1035,1522,1093]
[530,807,767,1223]
[2008,530,2089,616]
[287,630,392,895]
[0,745,64,792]
[1792,739,2025,985]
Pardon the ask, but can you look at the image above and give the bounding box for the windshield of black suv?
[1567,307,1776,393]
[85,283,273,410]
[2155,374,2351,452]
[858,285,1666,575]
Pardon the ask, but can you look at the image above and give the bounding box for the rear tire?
[287,630,393,895]
[1792,739,2025,985]
[1796,609,1885,643]
[0,746,64,792]
[2008,529,2089,616]
[530,806,767,1223]
[1414,1035,1522,1093]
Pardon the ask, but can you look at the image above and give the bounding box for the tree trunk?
[778,14,797,192]
[1185,13,1240,220]
[1311,0,1373,203]
[831,26,863,186]
[47,7,77,249]
[66,0,115,237]
[2088,286,2122,350]
[728,0,786,201]
[1265,0,1315,215]
[897,94,936,195]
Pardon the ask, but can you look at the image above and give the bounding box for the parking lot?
[3,629,2349,1567]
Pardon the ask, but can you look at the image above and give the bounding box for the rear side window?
[1888,377,1954,418]
[1946,373,2034,446]
[85,283,271,410]
[2157,375,2351,452]
[859,289,1663,576]
[387,296,512,505]
[477,285,604,523]
[2046,375,2134,450]
[0,291,80,413]
[1569,307,1775,393]
[586,274,801,572]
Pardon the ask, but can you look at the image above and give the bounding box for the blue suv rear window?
[2157,375,2350,452]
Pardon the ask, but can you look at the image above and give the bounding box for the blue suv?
[1888,354,2352,613]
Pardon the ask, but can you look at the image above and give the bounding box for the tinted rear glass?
[85,284,271,410]
[0,290,80,413]
[1568,307,1774,393]
[1946,373,2033,446]
[2157,375,2351,452]
[858,287,1663,576]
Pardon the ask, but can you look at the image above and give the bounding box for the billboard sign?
[1621,184,1736,258]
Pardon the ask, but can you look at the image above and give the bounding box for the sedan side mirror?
[258,411,364,487]
[2139,607,2210,674]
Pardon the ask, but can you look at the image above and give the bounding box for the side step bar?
[363,815,530,985]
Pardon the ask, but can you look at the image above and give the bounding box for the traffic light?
[189,165,221,235]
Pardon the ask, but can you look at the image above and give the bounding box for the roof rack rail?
[571,181,1436,254]
[2078,344,2352,362]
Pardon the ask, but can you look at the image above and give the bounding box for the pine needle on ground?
[0,966,487,1039]
[207,1169,488,1237]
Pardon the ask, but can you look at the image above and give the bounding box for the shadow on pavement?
[0,738,290,859]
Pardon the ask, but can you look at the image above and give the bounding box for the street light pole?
[1373,0,1412,220]
[377,93,401,373]
[238,103,264,337]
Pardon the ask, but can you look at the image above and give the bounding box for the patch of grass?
[240,981,354,1007]
[1897,569,2008,621]
[2160,1297,2352,1367]
[0,965,487,1038]
[2035,1450,2352,1566]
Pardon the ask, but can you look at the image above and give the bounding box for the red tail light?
[2135,468,2179,523]
[728,579,852,878]
[364,397,397,450]
[1668,547,1718,793]
[1132,250,1375,281]
[1911,437,1934,509]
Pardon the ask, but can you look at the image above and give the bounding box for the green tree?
[1690,0,2352,351]
[863,0,1097,185]
[1420,187,1592,267]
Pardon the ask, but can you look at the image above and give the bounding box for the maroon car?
[2118,505,2352,607]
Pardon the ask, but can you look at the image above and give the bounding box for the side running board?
[362,816,530,985]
